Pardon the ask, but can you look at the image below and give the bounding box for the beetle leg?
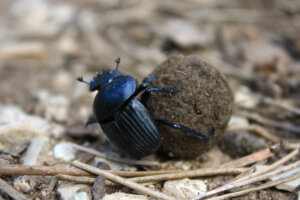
[156,119,215,140]
[141,87,180,105]
[85,115,97,127]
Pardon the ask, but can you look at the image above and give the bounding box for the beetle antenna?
[77,77,89,85]
[115,57,121,70]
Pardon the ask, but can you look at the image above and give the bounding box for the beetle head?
[89,69,121,91]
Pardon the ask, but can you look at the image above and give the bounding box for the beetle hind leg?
[156,119,214,140]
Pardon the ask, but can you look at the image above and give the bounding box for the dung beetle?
[78,58,214,158]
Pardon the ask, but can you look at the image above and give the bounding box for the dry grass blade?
[228,125,280,143]
[208,172,300,200]
[0,177,29,200]
[261,96,300,116]
[127,168,246,183]
[56,174,95,184]
[69,142,160,166]
[194,160,300,199]
[72,160,176,200]
[237,111,300,134]
[236,148,299,182]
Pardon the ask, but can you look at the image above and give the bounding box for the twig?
[69,142,160,166]
[56,174,95,184]
[45,177,57,197]
[198,148,298,199]
[195,160,300,199]
[0,177,29,200]
[208,172,300,200]
[238,148,299,180]
[0,164,183,177]
[237,111,300,134]
[56,175,155,186]
[261,96,300,116]
[112,169,181,177]
[222,148,298,187]
[0,165,91,176]
[220,147,274,168]
[228,125,280,143]
[127,168,246,183]
[72,160,176,200]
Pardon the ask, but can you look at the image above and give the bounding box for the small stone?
[92,176,106,200]
[57,184,91,200]
[14,176,37,193]
[0,105,65,148]
[33,90,70,122]
[159,20,214,48]
[93,157,137,171]
[52,70,74,92]
[235,86,259,109]
[102,192,149,200]
[228,115,249,127]
[219,130,268,158]
[53,142,76,161]
[163,178,207,200]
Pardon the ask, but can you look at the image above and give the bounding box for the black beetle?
[78,58,214,158]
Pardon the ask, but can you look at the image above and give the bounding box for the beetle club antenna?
[77,77,89,85]
[115,57,121,70]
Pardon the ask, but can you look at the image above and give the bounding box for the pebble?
[102,192,148,200]
[57,184,91,200]
[14,176,37,193]
[228,115,249,127]
[93,157,137,171]
[158,20,214,48]
[219,130,268,158]
[53,142,76,161]
[33,90,70,122]
[163,178,207,200]
[0,105,65,148]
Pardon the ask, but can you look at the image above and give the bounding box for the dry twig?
[127,168,246,183]
[0,165,91,176]
[69,142,160,166]
[0,177,29,200]
[72,160,175,200]
[220,147,274,168]
[237,148,299,181]
[0,164,184,177]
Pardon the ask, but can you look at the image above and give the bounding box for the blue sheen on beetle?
[78,58,214,158]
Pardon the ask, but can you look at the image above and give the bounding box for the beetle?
[78,58,214,158]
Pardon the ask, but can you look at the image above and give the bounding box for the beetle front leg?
[156,119,215,140]
[141,87,180,105]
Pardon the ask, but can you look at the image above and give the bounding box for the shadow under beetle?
[78,58,214,158]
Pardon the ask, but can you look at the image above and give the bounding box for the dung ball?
[147,55,234,159]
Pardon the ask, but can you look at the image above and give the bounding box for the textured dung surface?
[147,55,234,158]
